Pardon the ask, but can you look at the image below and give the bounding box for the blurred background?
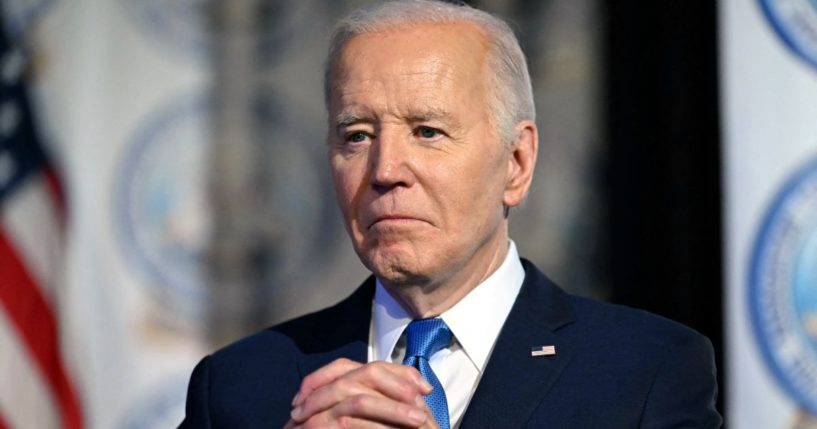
[0,0,815,427]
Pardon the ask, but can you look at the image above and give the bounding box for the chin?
[360,247,431,288]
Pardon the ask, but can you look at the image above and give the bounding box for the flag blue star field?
[0,21,82,429]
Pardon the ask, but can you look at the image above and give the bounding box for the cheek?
[331,163,365,219]
[452,151,506,195]
[450,155,507,219]
[424,167,491,231]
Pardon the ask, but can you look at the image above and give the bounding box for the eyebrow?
[334,113,374,135]
[333,107,460,132]
[335,113,367,127]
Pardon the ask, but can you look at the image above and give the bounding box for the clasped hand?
[284,358,442,429]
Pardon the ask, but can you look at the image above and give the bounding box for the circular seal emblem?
[116,95,212,326]
[759,0,817,69]
[750,155,817,414]
[116,91,337,328]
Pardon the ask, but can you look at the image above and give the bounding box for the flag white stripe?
[0,307,61,429]
[1,174,62,300]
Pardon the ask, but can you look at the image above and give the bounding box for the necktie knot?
[405,318,452,360]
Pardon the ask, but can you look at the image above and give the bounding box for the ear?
[503,120,538,208]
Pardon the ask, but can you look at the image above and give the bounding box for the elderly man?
[181,1,722,428]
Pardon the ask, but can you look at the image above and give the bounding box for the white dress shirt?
[367,240,525,428]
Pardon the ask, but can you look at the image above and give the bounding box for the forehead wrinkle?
[395,60,458,85]
[331,25,491,129]
[331,76,387,109]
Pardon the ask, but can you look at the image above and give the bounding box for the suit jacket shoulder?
[568,291,713,360]
[460,259,721,428]
[569,295,721,428]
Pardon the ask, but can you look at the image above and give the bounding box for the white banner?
[722,0,817,427]
[21,0,212,427]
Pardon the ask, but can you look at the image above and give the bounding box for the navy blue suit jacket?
[180,259,722,428]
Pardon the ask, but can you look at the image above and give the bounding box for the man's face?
[328,22,515,289]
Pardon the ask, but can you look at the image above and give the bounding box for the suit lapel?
[296,278,374,377]
[299,340,368,377]
[459,260,576,429]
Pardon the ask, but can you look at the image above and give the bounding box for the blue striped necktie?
[402,318,452,429]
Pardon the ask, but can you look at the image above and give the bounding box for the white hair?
[324,0,535,145]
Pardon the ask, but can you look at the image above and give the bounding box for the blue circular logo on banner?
[116,95,212,326]
[751,155,817,414]
[759,0,817,69]
[116,90,337,328]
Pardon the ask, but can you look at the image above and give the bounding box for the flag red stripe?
[0,228,82,429]
[0,408,9,429]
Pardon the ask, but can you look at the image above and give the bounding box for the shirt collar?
[372,240,525,371]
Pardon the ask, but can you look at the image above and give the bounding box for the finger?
[292,363,430,423]
[293,358,363,406]
[418,403,441,429]
[351,362,432,401]
[298,414,402,429]
[298,394,427,428]
[291,378,377,423]
[330,394,428,428]
[393,364,433,395]
[295,359,430,407]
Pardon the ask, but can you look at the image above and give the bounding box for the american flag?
[0,21,82,429]
[530,345,556,357]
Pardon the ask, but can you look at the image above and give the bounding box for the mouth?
[367,215,424,230]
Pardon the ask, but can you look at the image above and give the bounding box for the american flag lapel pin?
[530,345,556,357]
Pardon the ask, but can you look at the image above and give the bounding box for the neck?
[382,230,510,319]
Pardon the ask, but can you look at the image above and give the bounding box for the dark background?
[602,1,723,412]
[468,0,724,413]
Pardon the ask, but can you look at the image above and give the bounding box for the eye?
[415,126,442,140]
[346,131,369,144]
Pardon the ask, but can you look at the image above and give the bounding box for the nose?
[368,130,414,192]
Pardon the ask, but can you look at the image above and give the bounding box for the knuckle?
[397,382,416,398]
[302,394,315,409]
[364,361,391,379]
[300,372,318,389]
[348,394,369,413]
[392,401,412,420]
[398,366,422,385]
[396,364,417,380]
[359,363,378,377]
[335,358,356,371]
[333,377,353,392]
[336,415,353,429]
